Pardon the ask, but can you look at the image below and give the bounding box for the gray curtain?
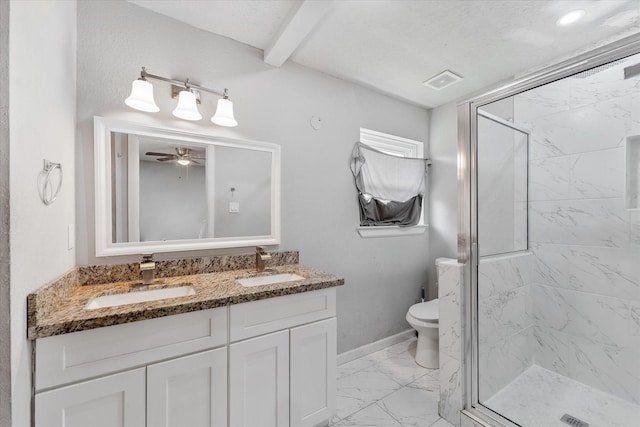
[350,142,430,227]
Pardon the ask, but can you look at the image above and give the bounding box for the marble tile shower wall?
[477,252,534,400]
[514,61,640,405]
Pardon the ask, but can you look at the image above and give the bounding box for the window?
[356,128,428,238]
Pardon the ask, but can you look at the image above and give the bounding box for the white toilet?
[406,298,439,368]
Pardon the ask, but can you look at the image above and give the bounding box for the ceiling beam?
[264,0,334,67]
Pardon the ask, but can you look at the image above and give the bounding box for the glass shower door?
[476,112,528,257]
[475,111,529,411]
[471,52,640,427]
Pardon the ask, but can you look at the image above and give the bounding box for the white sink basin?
[85,286,196,310]
[236,273,305,287]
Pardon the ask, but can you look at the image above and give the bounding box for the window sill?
[356,225,428,238]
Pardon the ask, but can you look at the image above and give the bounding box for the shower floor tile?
[484,365,640,427]
[331,337,455,427]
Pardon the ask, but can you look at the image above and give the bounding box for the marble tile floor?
[331,337,455,427]
[485,365,640,427]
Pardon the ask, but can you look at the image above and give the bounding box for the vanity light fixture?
[125,67,238,127]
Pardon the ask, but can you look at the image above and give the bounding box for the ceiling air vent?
[423,70,463,90]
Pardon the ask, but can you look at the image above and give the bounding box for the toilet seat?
[408,299,438,323]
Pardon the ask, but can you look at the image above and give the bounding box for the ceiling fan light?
[211,98,238,127]
[124,79,159,112]
[177,159,191,166]
[172,90,202,121]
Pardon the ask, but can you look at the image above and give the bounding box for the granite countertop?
[28,263,343,340]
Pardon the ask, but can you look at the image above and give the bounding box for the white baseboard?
[337,329,415,365]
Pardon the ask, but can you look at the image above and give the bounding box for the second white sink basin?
[85,286,196,310]
[237,273,305,287]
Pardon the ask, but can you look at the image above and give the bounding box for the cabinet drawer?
[230,288,336,342]
[36,307,227,391]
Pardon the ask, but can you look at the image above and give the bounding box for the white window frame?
[356,128,428,238]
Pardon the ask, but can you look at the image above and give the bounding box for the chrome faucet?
[255,247,272,272]
[140,254,156,285]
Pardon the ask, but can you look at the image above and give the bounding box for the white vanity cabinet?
[228,288,337,427]
[33,288,337,427]
[228,319,337,427]
[34,307,228,427]
[35,349,228,427]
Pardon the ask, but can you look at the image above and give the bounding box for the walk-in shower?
[458,35,640,427]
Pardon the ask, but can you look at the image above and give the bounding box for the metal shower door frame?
[457,33,640,427]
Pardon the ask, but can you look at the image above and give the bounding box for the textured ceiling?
[129,0,640,108]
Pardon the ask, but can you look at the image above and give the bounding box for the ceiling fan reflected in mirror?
[145,147,205,166]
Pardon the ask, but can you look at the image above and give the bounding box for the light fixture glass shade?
[124,79,159,112]
[211,98,238,127]
[177,159,191,166]
[172,90,202,121]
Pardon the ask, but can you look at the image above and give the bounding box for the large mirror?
[94,116,280,256]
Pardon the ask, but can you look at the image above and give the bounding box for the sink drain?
[561,414,589,427]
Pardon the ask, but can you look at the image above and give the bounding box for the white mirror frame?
[94,116,281,257]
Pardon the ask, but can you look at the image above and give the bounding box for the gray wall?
[0,0,10,425]
[427,103,458,297]
[10,1,77,426]
[76,1,430,353]
[139,161,207,241]
[214,146,271,238]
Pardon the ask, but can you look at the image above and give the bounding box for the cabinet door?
[229,330,289,427]
[147,347,227,427]
[290,318,337,427]
[34,368,145,427]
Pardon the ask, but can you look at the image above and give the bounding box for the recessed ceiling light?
[423,70,463,90]
[557,10,586,26]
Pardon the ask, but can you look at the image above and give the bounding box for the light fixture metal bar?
[140,67,227,98]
